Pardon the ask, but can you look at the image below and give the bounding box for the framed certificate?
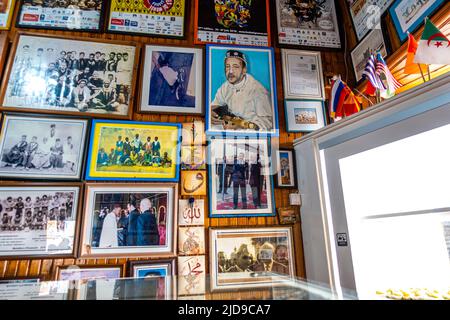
[0,0,15,30]
[281,49,325,100]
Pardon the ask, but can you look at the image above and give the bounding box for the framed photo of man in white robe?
[206,45,279,136]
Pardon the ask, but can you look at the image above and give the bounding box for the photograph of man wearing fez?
[207,45,278,135]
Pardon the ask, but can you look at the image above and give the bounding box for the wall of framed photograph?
[0,0,16,30]
[285,100,326,133]
[275,149,297,189]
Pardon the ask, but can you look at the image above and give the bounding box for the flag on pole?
[342,91,361,117]
[329,78,359,119]
[362,53,385,96]
[414,18,450,65]
[375,52,403,99]
[404,33,427,74]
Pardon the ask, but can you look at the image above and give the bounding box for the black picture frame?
[274,148,298,189]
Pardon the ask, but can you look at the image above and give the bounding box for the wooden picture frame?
[79,182,178,258]
[0,182,83,260]
[275,149,298,189]
[0,32,9,81]
[0,32,140,120]
[0,0,16,30]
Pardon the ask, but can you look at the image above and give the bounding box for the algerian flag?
[414,18,450,65]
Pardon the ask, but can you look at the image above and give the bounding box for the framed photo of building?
[16,0,106,32]
[209,227,296,291]
[178,255,205,296]
[178,226,205,255]
[178,199,205,226]
[0,183,82,258]
[85,120,181,181]
[208,136,275,218]
[389,0,445,43]
[194,0,271,46]
[181,146,206,170]
[275,149,297,189]
[107,0,186,38]
[350,28,389,83]
[139,45,203,115]
[0,113,89,180]
[79,183,178,258]
[206,44,278,136]
[285,100,326,133]
[0,0,16,30]
[0,33,139,119]
[180,170,207,196]
[281,49,325,100]
[276,0,341,49]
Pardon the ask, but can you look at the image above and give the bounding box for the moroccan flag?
[404,33,427,74]
[414,19,450,65]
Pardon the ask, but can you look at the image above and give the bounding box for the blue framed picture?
[284,100,327,133]
[85,119,181,181]
[389,0,445,42]
[205,44,279,137]
[207,135,276,218]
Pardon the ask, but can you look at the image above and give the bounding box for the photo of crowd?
[22,0,103,10]
[4,35,135,116]
[294,107,318,124]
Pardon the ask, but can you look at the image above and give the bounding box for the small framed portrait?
[0,0,16,30]
[194,0,271,46]
[281,49,325,100]
[389,0,445,43]
[285,100,326,133]
[16,0,107,32]
[180,170,207,196]
[350,29,389,83]
[178,255,206,296]
[277,207,300,224]
[139,45,203,115]
[276,0,341,49]
[0,183,82,258]
[79,183,178,258]
[56,264,125,281]
[107,0,186,38]
[85,120,181,181]
[178,226,205,255]
[206,44,279,136]
[208,136,275,218]
[181,121,205,146]
[181,146,206,171]
[209,227,296,291]
[178,199,205,226]
[275,149,297,189]
[0,113,89,180]
[0,33,139,119]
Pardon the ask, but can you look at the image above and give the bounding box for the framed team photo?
[85,120,181,181]
[79,183,178,258]
[285,100,326,133]
[0,33,139,119]
[206,44,278,136]
[276,0,341,49]
[275,149,297,189]
[208,136,275,218]
[107,0,186,38]
[0,113,89,180]
[0,0,16,30]
[139,45,203,115]
[194,0,271,46]
[209,227,296,291]
[0,183,82,259]
[16,0,106,32]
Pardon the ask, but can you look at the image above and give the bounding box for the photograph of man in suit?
[232,152,249,209]
[126,200,140,246]
[137,198,159,246]
[250,242,289,275]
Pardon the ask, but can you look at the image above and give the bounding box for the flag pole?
[427,65,432,81]
[418,64,427,83]
[353,88,374,106]
[375,88,381,104]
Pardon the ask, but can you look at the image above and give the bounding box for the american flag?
[362,53,385,90]
[375,52,403,91]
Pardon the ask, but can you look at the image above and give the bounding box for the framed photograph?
[16,0,106,32]
[0,32,9,84]
[208,136,275,218]
[281,49,325,100]
[347,0,394,41]
[85,120,181,181]
[180,170,207,196]
[0,113,89,180]
[107,0,186,38]
[56,264,125,281]
[206,44,279,136]
[194,0,271,46]
[0,0,16,30]
[275,149,297,189]
[285,100,326,133]
[277,207,300,224]
[179,199,205,226]
[0,183,82,258]
[79,183,177,258]
[139,45,203,115]
[181,121,205,146]
[178,255,206,296]
[209,227,296,291]
[350,28,389,83]
[181,145,206,171]
[0,33,139,119]
[128,259,176,299]
[276,0,341,49]
[178,226,205,255]
[389,0,445,43]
